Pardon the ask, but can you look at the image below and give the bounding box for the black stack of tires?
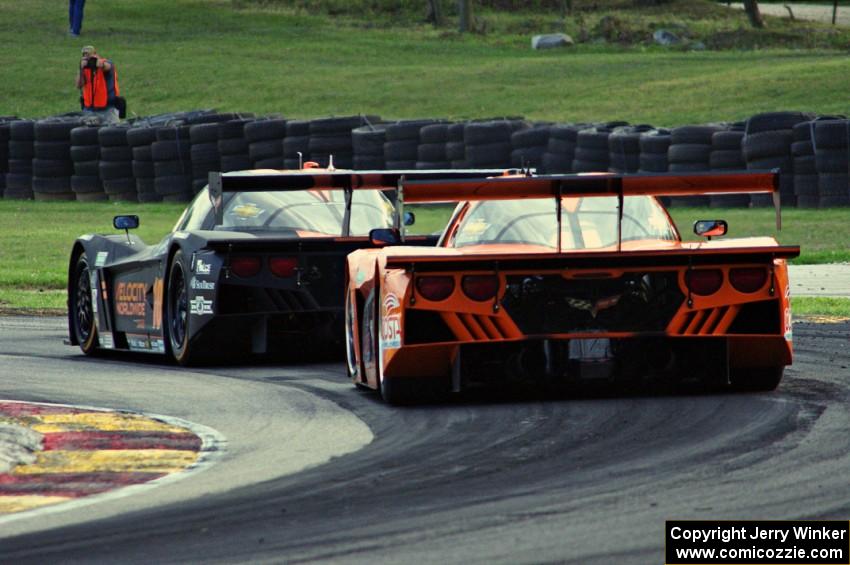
[813,119,850,207]
[32,120,79,201]
[98,126,136,201]
[70,125,105,201]
[542,124,583,174]
[245,118,287,170]
[153,125,192,202]
[283,120,310,169]
[638,128,671,174]
[573,126,613,173]
[309,116,377,169]
[464,120,525,169]
[128,127,160,202]
[608,125,653,173]
[352,125,387,170]
[446,122,467,169]
[791,120,818,209]
[218,119,252,173]
[417,123,452,170]
[385,120,435,170]
[667,125,721,206]
[709,129,749,207]
[743,112,813,207]
[0,118,15,197]
[189,123,222,193]
[511,124,550,170]
[6,120,35,199]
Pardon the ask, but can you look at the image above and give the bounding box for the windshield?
[451,196,677,250]
[174,187,394,235]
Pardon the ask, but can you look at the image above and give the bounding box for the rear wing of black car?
[207,169,513,236]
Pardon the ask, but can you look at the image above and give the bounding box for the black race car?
[67,169,502,365]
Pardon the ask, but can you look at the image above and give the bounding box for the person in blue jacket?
[69,0,86,37]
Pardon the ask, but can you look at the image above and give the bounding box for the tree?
[743,0,765,28]
[458,0,473,33]
[426,0,443,27]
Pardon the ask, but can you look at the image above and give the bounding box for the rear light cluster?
[415,275,499,302]
[685,267,768,296]
[228,256,297,278]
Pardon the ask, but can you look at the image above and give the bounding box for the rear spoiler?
[207,169,514,234]
[398,170,782,251]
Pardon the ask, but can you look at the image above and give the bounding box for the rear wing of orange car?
[207,169,512,235]
[396,170,782,251]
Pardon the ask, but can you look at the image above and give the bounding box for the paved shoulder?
[789,264,850,297]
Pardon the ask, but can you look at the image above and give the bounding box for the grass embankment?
[2,1,850,123]
[1,200,847,317]
[1,0,849,316]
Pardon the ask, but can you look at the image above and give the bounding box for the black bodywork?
[67,169,504,364]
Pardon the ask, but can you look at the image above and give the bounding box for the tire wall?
[2,110,847,208]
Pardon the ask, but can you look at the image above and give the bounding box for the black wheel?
[70,255,98,355]
[345,288,362,384]
[166,250,200,366]
[730,366,784,392]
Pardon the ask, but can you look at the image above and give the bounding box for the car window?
[452,196,677,249]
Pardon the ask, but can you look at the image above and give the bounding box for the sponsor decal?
[380,292,402,350]
[152,278,164,330]
[115,281,146,317]
[189,296,213,316]
[99,333,114,349]
[90,276,98,314]
[383,293,400,312]
[127,335,166,353]
[230,203,265,219]
[190,277,215,291]
[784,306,793,342]
[381,315,401,350]
[195,260,211,275]
[94,251,108,267]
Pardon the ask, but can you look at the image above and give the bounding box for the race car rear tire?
[166,250,201,366]
[730,366,784,392]
[71,254,99,355]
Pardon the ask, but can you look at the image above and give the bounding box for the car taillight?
[461,275,498,301]
[416,276,454,301]
[729,267,767,293]
[685,269,723,296]
[269,257,297,278]
[230,256,261,278]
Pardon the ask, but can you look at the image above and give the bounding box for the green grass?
[792,296,850,319]
[2,0,850,123]
[2,0,850,313]
[0,200,845,294]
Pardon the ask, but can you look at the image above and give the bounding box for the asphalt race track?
[0,316,849,564]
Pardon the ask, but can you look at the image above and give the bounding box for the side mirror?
[113,215,139,230]
[370,228,401,247]
[693,219,727,239]
[403,211,416,226]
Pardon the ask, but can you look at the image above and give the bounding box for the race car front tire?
[71,254,99,355]
[166,250,202,366]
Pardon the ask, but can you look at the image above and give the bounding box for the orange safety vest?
[81,61,120,110]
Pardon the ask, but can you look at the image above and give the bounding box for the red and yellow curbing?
[0,401,206,515]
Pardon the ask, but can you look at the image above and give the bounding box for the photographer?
[75,45,120,124]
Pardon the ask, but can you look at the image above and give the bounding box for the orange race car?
[344,171,800,404]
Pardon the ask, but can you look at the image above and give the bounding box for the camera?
[84,56,98,70]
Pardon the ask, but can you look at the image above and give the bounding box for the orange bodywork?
[343,172,799,393]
